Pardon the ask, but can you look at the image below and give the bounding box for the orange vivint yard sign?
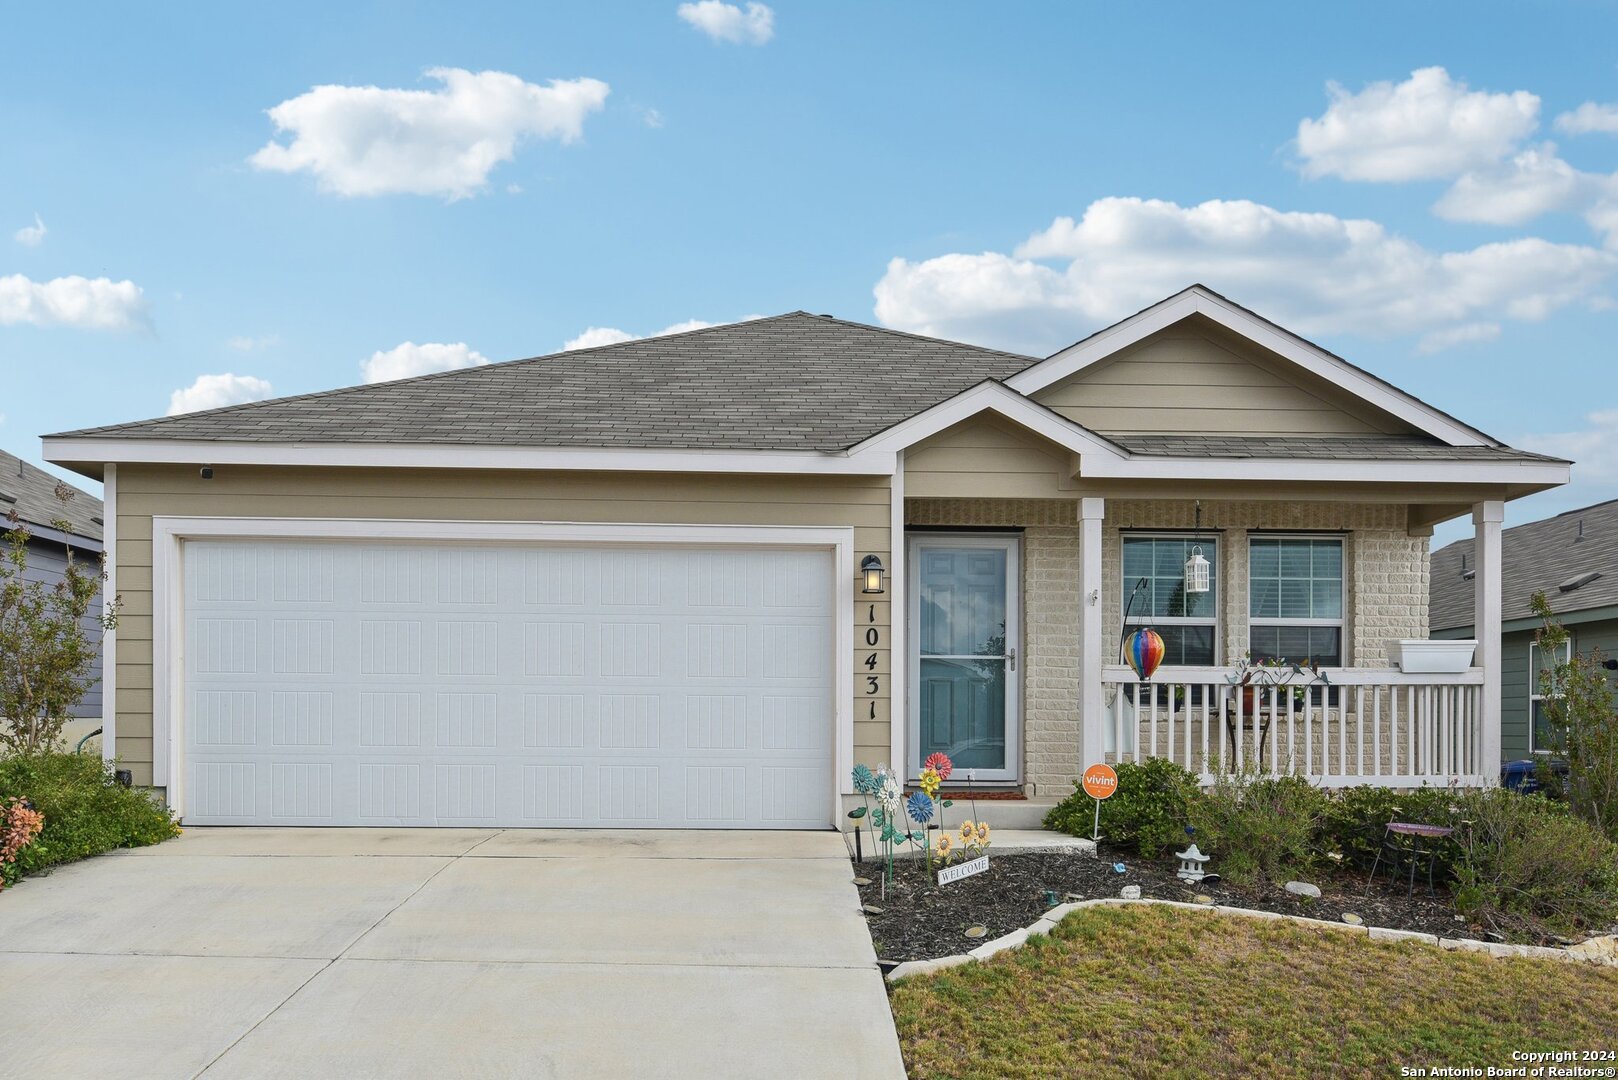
[1082,763,1118,800]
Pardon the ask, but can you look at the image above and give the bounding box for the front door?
[907,534,1020,781]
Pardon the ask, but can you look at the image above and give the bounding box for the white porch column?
[1078,497,1106,768]
[1474,499,1504,778]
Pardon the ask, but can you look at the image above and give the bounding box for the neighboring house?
[1430,500,1618,762]
[0,448,106,748]
[42,286,1569,829]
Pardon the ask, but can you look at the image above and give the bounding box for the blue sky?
[5,1,1618,544]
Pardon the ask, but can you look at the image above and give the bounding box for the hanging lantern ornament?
[1124,628,1165,682]
[1184,546,1210,595]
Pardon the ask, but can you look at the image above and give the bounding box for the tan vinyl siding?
[1032,318,1415,437]
[113,464,893,786]
[903,415,1077,499]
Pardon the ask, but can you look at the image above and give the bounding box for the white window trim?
[1120,532,1220,666]
[150,516,855,822]
[1529,637,1573,755]
[1247,534,1347,664]
[906,532,1021,783]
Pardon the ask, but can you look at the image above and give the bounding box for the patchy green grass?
[889,905,1618,1079]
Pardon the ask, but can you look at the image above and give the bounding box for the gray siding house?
[1,449,106,743]
[1431,500,1618,761]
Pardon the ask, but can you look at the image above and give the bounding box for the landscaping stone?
[1341,913,1363,926]
[852,877,872,887]
[1193,894,1214,905]
[963,926,987,940]
[862,905,885,915]
[1568,935,1618,964]
[1119,885,1141,900]
[1368,927,1439,946]
[1284,881,1321,899]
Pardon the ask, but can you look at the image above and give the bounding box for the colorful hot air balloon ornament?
[1124,628,1165,682]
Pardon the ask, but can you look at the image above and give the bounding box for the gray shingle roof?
[48,313,1040,452]
[0,449,103,542]
[1112,434,1565,464]
[1430,500,1618,631]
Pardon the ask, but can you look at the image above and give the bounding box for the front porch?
[891,491,1506,816]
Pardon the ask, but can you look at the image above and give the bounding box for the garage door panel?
[183,539,835,828]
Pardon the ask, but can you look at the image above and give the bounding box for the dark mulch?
[856,845,1473,964]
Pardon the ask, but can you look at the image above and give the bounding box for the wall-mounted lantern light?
[860,555,886,595]
[1184,546,1210,594]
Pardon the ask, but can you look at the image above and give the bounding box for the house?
[1430,499,1618,762]
[41,286,1569,829]
[1,448,106,749]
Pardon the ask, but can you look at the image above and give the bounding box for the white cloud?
[1556,102,1618,136]
[677,1,774,44]
[1519,410,1618,514]
[1296,67,1539,182]
[361,341,489,383]
[226,333,280,352]
[1433,143,1596,225]
[13,213,45,247]
[873,197,1618,355]
[1415,322,1501,355]
[167,373,274,416]
[562,318,715,351]
[250,67,610,198]
[0,274,147,331]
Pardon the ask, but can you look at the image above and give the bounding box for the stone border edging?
[883,897,1616,983]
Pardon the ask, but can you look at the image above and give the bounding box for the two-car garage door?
[180,539,835,828]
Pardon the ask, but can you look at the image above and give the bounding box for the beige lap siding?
[113,464,893,788]
[1100,500,1429,670]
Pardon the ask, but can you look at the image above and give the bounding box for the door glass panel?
[918,548,1007,657]
[915,543,1010,773]
[918,658,1006,771]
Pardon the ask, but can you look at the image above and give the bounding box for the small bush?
[1189,770,1326,885]
[1450,787,1618,941]
[1044,758,1198,856]
[1530,594,1618,842]
[0,752,178,876]
[1318,785,1465,872]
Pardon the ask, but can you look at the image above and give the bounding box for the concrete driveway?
[0,829,904,1079]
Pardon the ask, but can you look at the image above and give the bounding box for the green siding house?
[1431,500,1618,762]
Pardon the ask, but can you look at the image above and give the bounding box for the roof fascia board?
[42,438,897,477]
[848,380,1130,462]
[1078,454,1569,486]
[1007,288,1492,448]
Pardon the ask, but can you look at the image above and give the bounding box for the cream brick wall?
[1102,500,1428,669]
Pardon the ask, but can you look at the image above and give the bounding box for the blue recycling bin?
[1500,759,1538,791]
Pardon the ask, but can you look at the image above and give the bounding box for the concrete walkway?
[0,829,905,1079]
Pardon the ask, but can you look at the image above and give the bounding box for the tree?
[0,485,119,755]
[1530,592,1618,841]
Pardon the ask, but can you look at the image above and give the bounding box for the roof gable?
[1029,313,1418,437]
[1007,285,1497,447]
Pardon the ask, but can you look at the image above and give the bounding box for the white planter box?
[1390,639,1477,674]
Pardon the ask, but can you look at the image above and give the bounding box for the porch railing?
[1100,665,1488,787]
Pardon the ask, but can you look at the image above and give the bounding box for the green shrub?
[1450,787,1618,941]
[1530,594,1618,842]
[1189,770,1326,885]
[0,751,178,875]
[1044,758,1198,856]
[1317,785,1465,872]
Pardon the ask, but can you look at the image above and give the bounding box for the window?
[1529,639,1572,754]
[1248,536,1344,667]
[1121,534,1218,666]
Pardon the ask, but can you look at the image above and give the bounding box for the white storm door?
[907,534,1020,782]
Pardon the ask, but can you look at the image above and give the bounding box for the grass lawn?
[889,904,1618,1079]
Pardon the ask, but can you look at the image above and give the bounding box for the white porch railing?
[1101,665,1489,787]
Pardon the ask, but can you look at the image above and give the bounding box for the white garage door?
[180,539,835,828]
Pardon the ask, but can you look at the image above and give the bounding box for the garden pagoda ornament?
[1175,843,1211,884]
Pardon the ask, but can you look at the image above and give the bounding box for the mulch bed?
[856,845,1473,964]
